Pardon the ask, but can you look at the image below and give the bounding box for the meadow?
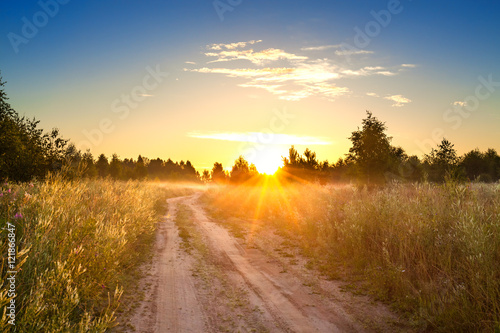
[0,175,192,332]
[1,174,499,332]
[203,179,500,332]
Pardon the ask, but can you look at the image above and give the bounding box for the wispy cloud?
[206,40,262,50]
[186,40,414,102]
[334,49,374,56]
[185,61,196,65]
[205,48,308,65]
[341,66,397,77]
[301,44,341,51]
[452,101,466,107]
[188,131,333,145]
[384,94,411,107]
[187,61,349,101]
[401,63,417,68]
[366,92,379,97]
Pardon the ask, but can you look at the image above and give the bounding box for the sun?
[247,146,284,175]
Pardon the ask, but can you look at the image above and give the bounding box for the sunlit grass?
[203,180,500,332]
[0,176,191,331]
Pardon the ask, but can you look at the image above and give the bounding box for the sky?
[1,0,499,173]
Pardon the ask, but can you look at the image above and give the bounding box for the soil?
[118,193,413,332]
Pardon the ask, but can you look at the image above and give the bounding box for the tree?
[303,148,318,170]
[134,155,147,179]
[82,150,97,178]
[483,148,500,181]
[148,158,164,179]
[182,160,198,181]
[424,138,460,182]
[95,154,109,178]
[211,162,226,183]
[249,163,258,176]
[283,145,300,167]
[201,169,211,183]
[460,149,485,180]
[109,154,122,179]
[0,72,69,181]
[163,158,176,179]
[347,111,392,185]
[230,156,252,183]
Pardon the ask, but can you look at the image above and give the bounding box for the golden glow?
[247,146,284,175]
[187,132,332,145]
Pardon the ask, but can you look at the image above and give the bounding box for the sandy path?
[126,196,206,332]
[123,192,409,332]
[184,193,363,333]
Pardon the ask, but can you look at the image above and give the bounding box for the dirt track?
[123,193,409,332]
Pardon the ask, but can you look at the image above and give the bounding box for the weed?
[0,176,182,331]
[203,181,500,331]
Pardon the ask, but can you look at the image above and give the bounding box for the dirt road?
[122,193,408,332]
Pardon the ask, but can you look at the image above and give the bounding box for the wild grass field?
[0,175,193,332]
[203,180,500,332]
[2,175,499,332]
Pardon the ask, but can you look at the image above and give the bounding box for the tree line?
[276,112,500,185]
[1,72,499,184]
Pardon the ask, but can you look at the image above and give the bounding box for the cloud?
[384,94,411,107]
[376,71,397,76]
[401,63,417,68]
[186,67,295,78]
[452,101,466,107]
[366,92,379,97]
[187,131,332,145]
[186,41,414,102]
[334,49,374,56]
[206,40,262,50]
[185,61,196,65]
[186,62,349,101]
[301,44,341,51]
[206,48,308,65]
[341,66,396,77]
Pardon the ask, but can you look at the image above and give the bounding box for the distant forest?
[1,73,499,185]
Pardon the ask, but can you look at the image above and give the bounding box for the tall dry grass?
[203,180,500,332]
[0,175,188,332]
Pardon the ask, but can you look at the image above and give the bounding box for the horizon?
[1,1,499,174]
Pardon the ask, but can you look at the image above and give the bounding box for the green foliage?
[0,73,69,182]
[424,138,461,182]
[281,146,324,182]
[460,148,500,182]
[109,154,122,180]
[95,154,109,178]
[347,111,393,185]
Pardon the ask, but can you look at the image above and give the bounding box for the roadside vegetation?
[203,180,500,331]
[0,175,195,331]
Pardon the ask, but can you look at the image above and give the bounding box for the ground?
[115,192,413,332]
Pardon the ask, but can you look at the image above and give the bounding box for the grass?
[176,205,195,254]
[0,175,192,332]
[202,179,500,332]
